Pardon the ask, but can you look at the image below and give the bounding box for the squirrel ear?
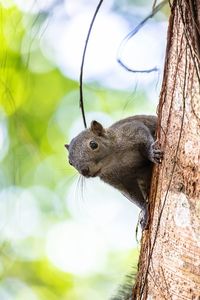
[90,120,104,136]
[64,144,69,150]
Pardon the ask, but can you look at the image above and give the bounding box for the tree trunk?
[134,0,200,299]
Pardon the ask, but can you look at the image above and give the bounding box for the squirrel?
[65,115,163,229]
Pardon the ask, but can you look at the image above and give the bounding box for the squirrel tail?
[109,271,137,300]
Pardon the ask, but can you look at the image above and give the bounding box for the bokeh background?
[0,0,168,299]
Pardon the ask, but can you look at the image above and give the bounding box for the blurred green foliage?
[0,1,162,299]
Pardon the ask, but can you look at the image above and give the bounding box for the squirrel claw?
[139,206,149,230]
[149,141,164,164]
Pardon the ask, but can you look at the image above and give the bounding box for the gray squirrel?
[65,115,163,228]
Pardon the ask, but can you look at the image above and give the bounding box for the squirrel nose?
[81,167,89,176]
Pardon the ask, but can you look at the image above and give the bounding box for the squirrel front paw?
[149,140,164,164]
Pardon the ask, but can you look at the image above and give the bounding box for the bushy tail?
[110,271,137,300]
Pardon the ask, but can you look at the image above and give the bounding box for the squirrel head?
[65,120,113,178]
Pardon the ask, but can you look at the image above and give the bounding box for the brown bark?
[133,0,200,299]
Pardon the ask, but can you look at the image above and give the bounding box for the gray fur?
[66,115,163,228]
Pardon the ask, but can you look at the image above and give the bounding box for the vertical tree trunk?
[134,0,200,299]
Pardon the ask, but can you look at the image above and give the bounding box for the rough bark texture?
[134,0,200,299]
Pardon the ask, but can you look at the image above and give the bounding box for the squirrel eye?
[89,141,98,150]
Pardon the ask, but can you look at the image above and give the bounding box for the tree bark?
[134,0,200,299]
